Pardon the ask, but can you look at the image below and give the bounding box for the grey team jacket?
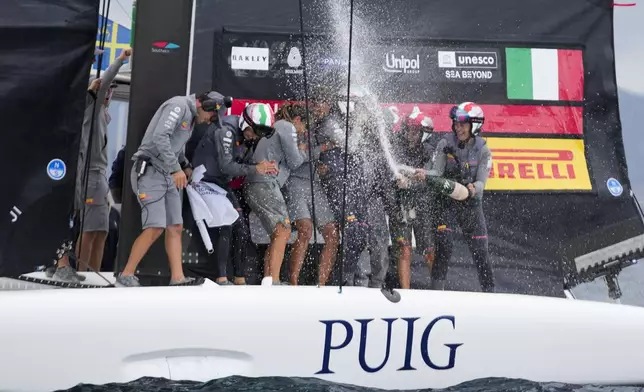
[132,94,197,175]
[244,119,306,187]
[428,134,492,201]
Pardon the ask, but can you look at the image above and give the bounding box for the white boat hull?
[1,282,644,392]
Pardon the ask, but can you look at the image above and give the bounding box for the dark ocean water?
[56,377,644,392]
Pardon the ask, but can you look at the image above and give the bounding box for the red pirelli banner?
[228,99,583,135]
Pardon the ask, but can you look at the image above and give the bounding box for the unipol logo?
[316,316,462,375]
[383,53,421,74]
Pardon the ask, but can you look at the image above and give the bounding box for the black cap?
[200,91,234,111]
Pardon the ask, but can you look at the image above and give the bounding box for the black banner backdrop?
[0,0,98,277]
[187,0,644,296]
[116,0,194,276]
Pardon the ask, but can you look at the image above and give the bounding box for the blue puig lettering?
[315,316,462,374]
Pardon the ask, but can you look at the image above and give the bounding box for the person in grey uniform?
[417,102,495,292]
[50,49,131,283]
[242,103,305,285]
[116,91,225,287]
[190,104,278,286]
[389,107,437,289]
[314,89,373,286]
[48,71,104,283]
[277,103,339,286]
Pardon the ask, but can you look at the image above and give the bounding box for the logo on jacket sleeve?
[181,121,189,131]
[164,106,182,129]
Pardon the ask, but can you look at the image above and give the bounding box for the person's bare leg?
[318,223,339,286]
[266,223,290,283]
[424,248,435,276]
[56,254,71,268]
[289,219,312,285]
[89,231,108,271]
[75,232,96,271]
[398,242,412,289]
[121,228,164,276]
[263,249,270,278]
[165,224,185,281]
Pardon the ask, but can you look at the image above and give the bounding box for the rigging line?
[297,0,320,283]
[115,0,133,21]
[337,0,355,294]
[632,189,644,224]
[95,0,109,80]
[75,0,114,287]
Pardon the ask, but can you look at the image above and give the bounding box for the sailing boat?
[2,0,644,391]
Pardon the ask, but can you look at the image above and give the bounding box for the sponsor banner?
[223,33,338,79]
[486,138,592,191]
[436,48,503,83]
[229,99,583,135]
[231,46,270,71]
[505,48,584,101]
[218,33,586,105]
[365,45,503,84]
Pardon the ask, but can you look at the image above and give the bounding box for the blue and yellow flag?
[93,15,131,71]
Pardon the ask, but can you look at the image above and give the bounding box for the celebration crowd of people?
[49,48,496,292]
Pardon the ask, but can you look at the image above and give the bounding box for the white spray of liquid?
[326,0,403,178]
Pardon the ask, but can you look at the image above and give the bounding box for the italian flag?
[505,48,584,101]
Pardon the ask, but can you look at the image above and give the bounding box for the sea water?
[55,376,644,392]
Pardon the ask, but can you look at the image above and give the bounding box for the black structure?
[0,0,98,277]
[115,0,194,279]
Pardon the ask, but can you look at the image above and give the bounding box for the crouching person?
[115,91,223,287]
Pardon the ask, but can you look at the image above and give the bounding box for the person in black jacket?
[108,146,126,204]
[190,108,277,285]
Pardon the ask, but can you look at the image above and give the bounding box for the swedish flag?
[93,15,131,71]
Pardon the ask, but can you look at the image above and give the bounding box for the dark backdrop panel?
[116,0,193,276]
[188,0,643,295]
[0,0,98,277]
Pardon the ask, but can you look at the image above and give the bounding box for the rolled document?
[196,220,215,254]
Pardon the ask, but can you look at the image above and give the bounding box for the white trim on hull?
[1,285,644,392]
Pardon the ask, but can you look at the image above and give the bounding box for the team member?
[190,100,277,285]
[74,48,131,273]
[362,106,398,289]
[389,107,436,289]
[416,102,495,292]
[108,146,126,204]
[278,103,339,286]
[115,91,224,287]
[50,50,130,282]
[48,76,104,282]
[243,103,305,285]
[315,87,372,286]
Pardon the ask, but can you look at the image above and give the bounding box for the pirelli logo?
[486,138,592,191]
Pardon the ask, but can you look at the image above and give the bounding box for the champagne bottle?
[426,176,469,201]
